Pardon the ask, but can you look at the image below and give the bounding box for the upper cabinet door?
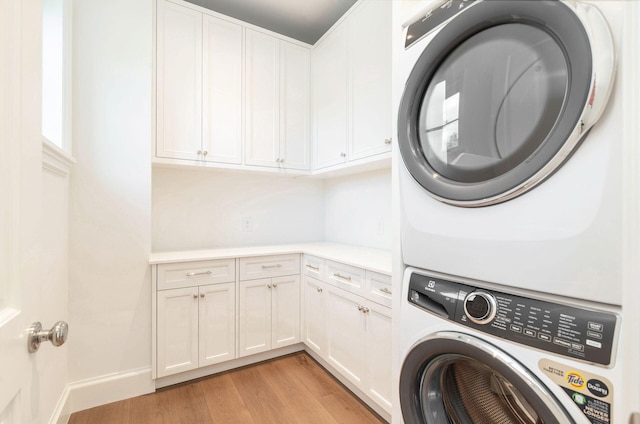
[156,0,202,161]
[245,29,280,167]
[348,0,392,160]
[202,15,243,164]
[279,41,310,170]
[313,25,348,169]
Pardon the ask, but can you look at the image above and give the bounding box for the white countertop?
[150,242,392,275]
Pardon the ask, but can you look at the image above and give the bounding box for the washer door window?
[398,0,605,207]
[400,332,575,423]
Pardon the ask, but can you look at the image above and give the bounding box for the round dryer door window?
[399,332,575,423]
[397,0,615,207]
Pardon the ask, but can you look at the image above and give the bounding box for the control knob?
[463,291,497,325]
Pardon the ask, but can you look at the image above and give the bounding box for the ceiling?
[184,0,359,45]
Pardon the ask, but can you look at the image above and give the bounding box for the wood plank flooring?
[68,352,386,424]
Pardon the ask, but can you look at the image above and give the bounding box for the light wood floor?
[68,352,386,424]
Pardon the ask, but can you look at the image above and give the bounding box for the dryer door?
[397,0,614,207]
[400,332,575,424]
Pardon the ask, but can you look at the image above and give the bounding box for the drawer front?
[157,259,236,290]
[239,254,300,280]
[326,260,364,295]
[365,270,392,307]
[303,255,325,280]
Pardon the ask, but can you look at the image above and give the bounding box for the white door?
[199,282,235,366]
[365,301,392,413]
[279,41,310,170]
[202,15,242,164]
[0,0,48,420]
[302,276,325,355]
[325,285,366,387]
[244,29,280,168]
[238,278,272,357]
[348,0,392,160]
[157,287,199,377]
[156,0,202,161]
[271,275,300,348]
[312,25,348,169]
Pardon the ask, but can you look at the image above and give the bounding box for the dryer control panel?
[408,272,618,366]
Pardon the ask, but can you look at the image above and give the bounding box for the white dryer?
[397,0,623,305]
[398,267,624,423]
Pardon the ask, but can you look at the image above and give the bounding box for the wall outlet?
[242,216,253,232]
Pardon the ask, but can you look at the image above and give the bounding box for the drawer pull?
[316,287,323,293]
[379,287,392,295]
[306,264,320,271]
[333,273,352,282]
[186,271,212,277]
[262,264,283,269]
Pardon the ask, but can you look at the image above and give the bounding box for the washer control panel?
[408,272,618,366]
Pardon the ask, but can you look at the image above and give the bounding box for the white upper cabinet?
[156,0,202,161]
[348,0,392,160]
[312,0,392,170]
[202,15,243,164]
[279,41,311,170]
[312,25,349,169]
[245,30,280,168]
[245,30,310,170]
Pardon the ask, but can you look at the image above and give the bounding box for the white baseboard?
[67,367,155,414]
[155,344,305,388]
[49,385,71,424]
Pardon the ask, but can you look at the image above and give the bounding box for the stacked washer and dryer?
[396,0,629,423]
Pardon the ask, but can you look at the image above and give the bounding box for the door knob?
[27,321,68,353]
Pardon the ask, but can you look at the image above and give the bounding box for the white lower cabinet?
[239,275,300,357]
[302,275,325,355]
[312,272,392,414]
[157,282,235,378]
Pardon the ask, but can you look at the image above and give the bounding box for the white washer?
[398,267,624,423]
[397,0,623,305]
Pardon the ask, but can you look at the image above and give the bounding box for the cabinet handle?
[316,287,323,293]
[203,150,208,156]
[193,294,198,299]
[306,264,320,271]
[379,287,392,295]
[200,293,205,298]
[357,305,363,311]
[333,273,352,282]
[272,283,278,288]
[362,307,370,314]
[197,150,202,155]
[384,138,392,145]
[267,284,272,289]
[340,152,346,157]
[262,264,282,269]
[186,271,212,277]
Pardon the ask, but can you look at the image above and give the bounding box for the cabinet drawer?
[365,270,392,307]
[326,260,364,295]
[157,259,236,290]
[303,255,325,280]
[239,254,300,280]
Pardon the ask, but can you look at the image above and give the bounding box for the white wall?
[68,0,154,411]
[324,169,392,250]
[152,167,325,251]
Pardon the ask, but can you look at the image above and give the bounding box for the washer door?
[400,332,575,424]
[397,0,614,207]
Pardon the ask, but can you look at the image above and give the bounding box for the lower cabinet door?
[325,285,366,387]
[271,275,300,349]
[365,301,392,413]
[239,278,272,357]
[303,275,325,355]
[157,287,199,377]
[199,283,236,366]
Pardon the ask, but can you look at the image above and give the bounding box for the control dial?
[463,291,497,325]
